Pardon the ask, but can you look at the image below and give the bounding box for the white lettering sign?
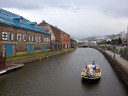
[2,32,7,40]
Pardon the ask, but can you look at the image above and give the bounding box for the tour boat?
[81,64,101,79]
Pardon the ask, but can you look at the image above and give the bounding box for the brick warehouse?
[38,20,70,50]
[0,8,51,56]
[61,32,70,49]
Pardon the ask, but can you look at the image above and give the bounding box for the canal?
[0,48,128,96]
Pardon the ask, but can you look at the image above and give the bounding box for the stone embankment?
[6,48,76,65]
[95,47,128,87]
[0,64,24,75]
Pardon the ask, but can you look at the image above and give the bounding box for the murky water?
[0,48,127,96]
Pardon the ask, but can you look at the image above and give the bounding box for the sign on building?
[2,32,7,40]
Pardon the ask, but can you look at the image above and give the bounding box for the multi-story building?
[120,31,126,39]
[38,21,61,50]
[61,32,70,49]
[38,20,70,50]
[0,8,51,56]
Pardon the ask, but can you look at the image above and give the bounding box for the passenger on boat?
[86,69,91,76]
[92,61,96,68]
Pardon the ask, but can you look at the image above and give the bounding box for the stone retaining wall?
[6,49,76,65]
[97,48,128,87]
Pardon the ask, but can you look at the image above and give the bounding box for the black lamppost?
[113,35,116,58]
[113,45,116,58]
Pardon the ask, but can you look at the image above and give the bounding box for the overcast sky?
[1,0,128,39]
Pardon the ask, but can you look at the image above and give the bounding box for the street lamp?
[112,34,116,58]
[113,45,116,58]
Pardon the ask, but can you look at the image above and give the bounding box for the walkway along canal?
[0,48,128,96]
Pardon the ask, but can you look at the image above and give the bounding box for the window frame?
[39,37,41,42]
[35,36,38,42]
[17,34,21,41]
[23,35,27,41]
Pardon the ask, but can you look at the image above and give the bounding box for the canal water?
[0,48,127,96]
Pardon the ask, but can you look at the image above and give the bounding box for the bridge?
[78,44,88,48]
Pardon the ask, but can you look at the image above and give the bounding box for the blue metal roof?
[0,8,50,35]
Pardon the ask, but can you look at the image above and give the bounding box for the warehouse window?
[29,36,30,41]
[35,36,38,42]
[8,33,13,40]
[23,35,27,41]
[47,38,49,42]
[11,34,13,40]
[6,33,13,40]
[17,34,21,41]
[8,33,11,40]
[29,36,33,42]
[39,37,41,42]
[32,36,33,41]
[43,38,46,42]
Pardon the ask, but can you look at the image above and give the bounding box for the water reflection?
[81,78,101,89]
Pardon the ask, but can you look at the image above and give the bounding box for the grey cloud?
[0,0,71,9]
[0,0,42,9]
[94,0,128,17]
[1,0,128,18]
[1,0,128,39]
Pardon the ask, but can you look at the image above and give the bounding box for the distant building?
[88,39,97,46]
[113,34,120,39]
[70,38,77,48]
[0,8,50,56]
[106,38,111,41]
[120,31,126,39]
[95,36,107,43]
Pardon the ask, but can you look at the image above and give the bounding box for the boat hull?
[81,75,101,79]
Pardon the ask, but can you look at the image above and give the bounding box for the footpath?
[97,48,128,87]
[105,50,128,70]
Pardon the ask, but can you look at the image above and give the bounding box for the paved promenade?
[105,50,128,69]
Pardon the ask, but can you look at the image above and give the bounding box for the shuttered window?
[29,36,33,42]
[11,34,13,40]
[39,37,41,42]
[35,36,38,42]
[8,33,11,40]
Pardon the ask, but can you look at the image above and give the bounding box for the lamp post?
[113,34,116,58]
[113,45,116,58]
